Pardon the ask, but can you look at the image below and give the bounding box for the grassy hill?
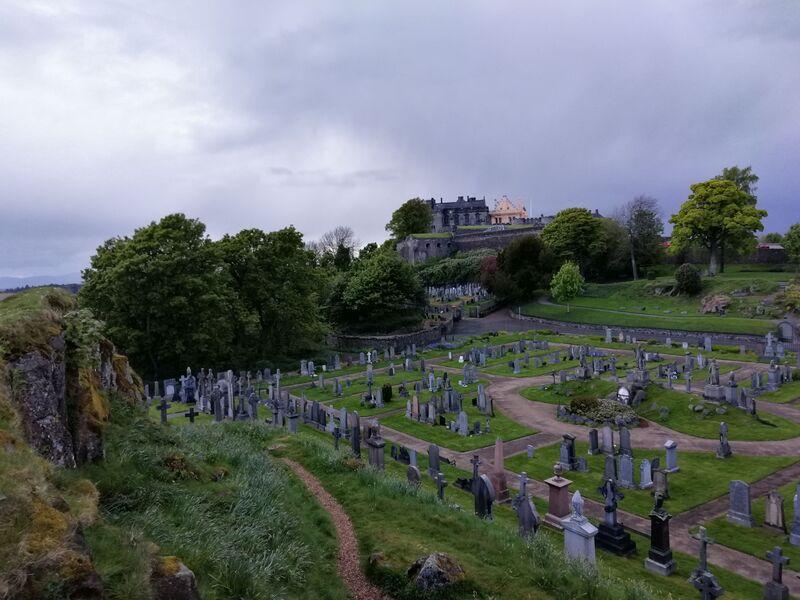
[521,265,789,335]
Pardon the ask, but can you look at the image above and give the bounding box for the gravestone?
[427,444,441,477]
[618,427,632,457]
[544,465,572,529]
[558,433,577,471]
[588,429,600,455]
[475,474,496,520]
[764,547,790,600]
[600,424,614,455]
[764,491,787,532]
[645,493,677,576]
[618,454,635,489]
[653,469,669,499]
[562,491,598,564]
[490,437,509,501]
[526,444,534,459]
[716,422,733,459]
[435,471,447,501]
[639,459,653,489]
[688,527,724,599]
[366,433,386,471]
[513,472,540,538]
[727,480,754,527]
[664,440,679,473]
[595,478,636,556]
[603,453,617,482]
[790,485,800,546]
[407,464,421,487]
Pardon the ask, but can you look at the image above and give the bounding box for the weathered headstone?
[727,480,754,527]
[562,491,598,564]
[664,440,679,473]
[764,547,790,600]
[513,472,540,538]
[644,493,676,576]
[595,478,636,556]
[764,491,787,532]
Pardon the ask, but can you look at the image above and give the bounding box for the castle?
[398,195,560,264]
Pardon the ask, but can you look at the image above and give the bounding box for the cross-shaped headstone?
[692,572,723,600]
[767,546,789,584]
[158,399,170,424]
[518,472,530,497]
[435,471,447,501]
[691,526,714,573]
[471,454,481,480]
[184,407,197,424]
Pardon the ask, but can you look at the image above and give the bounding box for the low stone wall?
[508,309,767,347]
[327,318,454,351]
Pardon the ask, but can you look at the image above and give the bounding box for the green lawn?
[521,379,618,405]
[506,441,797,518]
[281,433,764,599]
[381,394,535,452]
[636,386,800,441]
[703,478,800,567]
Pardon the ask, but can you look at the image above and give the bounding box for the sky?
[1,1,799,278]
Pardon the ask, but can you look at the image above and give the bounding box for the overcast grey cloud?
[1,0,799,277]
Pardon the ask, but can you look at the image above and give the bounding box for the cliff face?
[8,332,142,468]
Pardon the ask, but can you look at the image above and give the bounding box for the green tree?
[784,224,800,271]
[218,227,326,365]
[386,198,433,239]
[669,179,767,276]
[614,196,664,280]
[80,214,233,380]
[327,252,425,333]
[716,165,759,197]
[761,232,784,243]
[541,208,603,274]
[589,218,630,281]
[490,236,553,302]
[550,261,585,312]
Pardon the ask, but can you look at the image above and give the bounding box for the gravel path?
[281,458,393,600]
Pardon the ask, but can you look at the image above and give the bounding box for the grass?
[78,397,348,599]
[278,432,764,599]
[703,478,800,567]
[506,440,797,518]
[742,380,800,404]
[636,385,800,441]
[380,390,535,452]
[521,379,618,405]
[521,301,775,336]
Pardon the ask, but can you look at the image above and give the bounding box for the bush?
[674,263,702,295]
[381,383,393,403]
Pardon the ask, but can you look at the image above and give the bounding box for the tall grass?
[80,399,346,600]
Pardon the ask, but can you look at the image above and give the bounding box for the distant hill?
[0,272,81,292]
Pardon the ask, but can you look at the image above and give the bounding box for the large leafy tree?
[218,227,326,365]
[80,214,233,380]
[541,208,604,274]
[486,236,554,302]
[670,179,767,276]
[327,251,425,333]
[784,223,800,271]
[614,196,664,280]
[386,198,433,239]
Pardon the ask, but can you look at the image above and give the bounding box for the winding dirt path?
[281,458,393,600]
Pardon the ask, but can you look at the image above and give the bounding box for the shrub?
[674,263,702,295]
[381,383,393,403]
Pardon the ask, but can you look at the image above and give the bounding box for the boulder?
[407,552,465,591]
[700,294,730,314]
[151,557,200,600]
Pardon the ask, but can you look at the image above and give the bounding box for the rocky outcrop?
[407,552,465,591]
[9,334,76,468]
[150,557,201,600]
[700,294,730,314]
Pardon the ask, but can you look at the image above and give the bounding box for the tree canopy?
[326,250,426,333]
[669,179,767,276]
[483,235,554,303]
[541,208,604,274]
[386,198,433,239]
[715,165,759,198]
[784,223,800,269]
[80,214,234,380]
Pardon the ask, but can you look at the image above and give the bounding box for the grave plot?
[703,479,800,568]
[636,386,800,441]
[505,440,797,518]
[741,379,800,404]
[146,401,214,425]
[380,382,536,452]
[521,379,618,405]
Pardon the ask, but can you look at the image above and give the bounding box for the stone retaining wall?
[327,318,454,351]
